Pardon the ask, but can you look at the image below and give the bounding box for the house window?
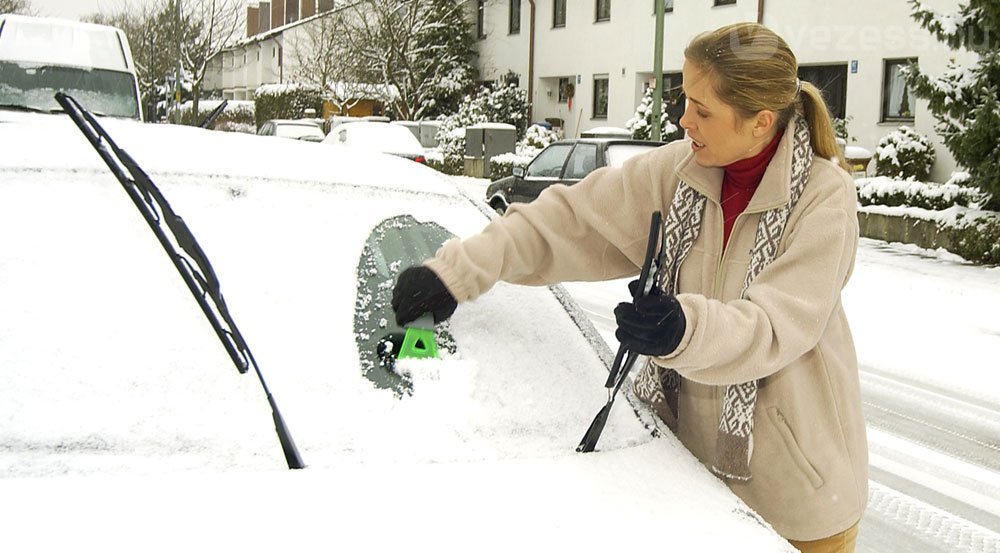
[477,0,486,39]
[509,0,521,34]
[798,64,848,120]
[653,0,674,13]
[553,0,566,28]
[593,75,609,119]
[714,0,736,5]
[285,0,299,23]
[882,58,917,122]
[596,0,610,22]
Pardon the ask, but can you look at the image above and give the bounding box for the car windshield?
[526,143,573,178]
[605,143,659,168]
[275,122,324,140]
[0,61,139,118]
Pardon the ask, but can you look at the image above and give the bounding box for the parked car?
[256,118,326,142]
[323,120,427,163]
[0,109,794,552]
[486,138,664,214]
[0,14,142,119]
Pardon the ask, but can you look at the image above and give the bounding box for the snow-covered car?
[0,108,794,552]
[486,138,663,214]
[322,120,427,163]
[256,118,325,142]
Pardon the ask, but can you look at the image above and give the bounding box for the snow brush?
[577,210,662,453]
[55,92,305,470]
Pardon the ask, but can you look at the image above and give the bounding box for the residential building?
[203,0,386,118]
[473,0,975,182]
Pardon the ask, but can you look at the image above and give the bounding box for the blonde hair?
[684,23,849,171]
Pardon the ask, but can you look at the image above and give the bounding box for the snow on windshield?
[0,62,139,118]
[275,122,324,139]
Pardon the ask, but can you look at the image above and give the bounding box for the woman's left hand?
[614,294,686,356]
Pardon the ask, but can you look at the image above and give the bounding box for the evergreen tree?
[904,0,1000,210]
[625,86,680,141]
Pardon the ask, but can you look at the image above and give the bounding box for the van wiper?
[53,92,305,470]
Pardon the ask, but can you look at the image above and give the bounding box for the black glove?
[614,293,686,357]
[391,266,457,326]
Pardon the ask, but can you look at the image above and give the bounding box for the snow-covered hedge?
[856,174,985,211]
[254,83,325,129]
[873,126,936,181]
[947,213,1000,266]
[170,99,255,131]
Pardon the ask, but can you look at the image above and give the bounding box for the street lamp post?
[652,0,665,141]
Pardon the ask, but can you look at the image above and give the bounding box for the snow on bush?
[434,84,530,175]
[253,83,325,128]
[874,126,936,181]
[856,175,985,210]
[625,87,679,141]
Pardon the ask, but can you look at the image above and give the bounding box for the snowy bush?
[625,87,679,141]
[946,214,1000,266]
[253,83,325,129]
[856,176,985,210]
[435,84,530,175]
[873,126,936,181]
[832,116,854,143]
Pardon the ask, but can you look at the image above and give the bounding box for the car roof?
[0,14,133,72]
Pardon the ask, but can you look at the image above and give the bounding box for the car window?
[563,143,599,179]
[0,61,139,118]
[354,214,456,396]
[525,143,573,178]
[605,144,659,168]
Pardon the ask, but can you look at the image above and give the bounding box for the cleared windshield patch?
[354,214,457,396]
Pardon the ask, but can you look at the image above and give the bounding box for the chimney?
[259,1,271,32]
[318,0,335,12]
[246,5,259,37]
[271,0,284,29]
[302,0,316,19]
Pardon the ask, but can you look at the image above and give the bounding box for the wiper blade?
[54,91,305,470]
[0,103,62,114]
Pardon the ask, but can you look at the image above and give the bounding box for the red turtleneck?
[720,130,783,249]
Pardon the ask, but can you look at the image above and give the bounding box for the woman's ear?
[752,110,777,137]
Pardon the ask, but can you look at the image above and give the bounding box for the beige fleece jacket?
[425,123,868,541]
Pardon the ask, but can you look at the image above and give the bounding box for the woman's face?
[678,60,775,168]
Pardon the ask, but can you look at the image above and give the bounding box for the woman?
[392,23,866,552]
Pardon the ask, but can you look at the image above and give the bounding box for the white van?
[0,15,142,119]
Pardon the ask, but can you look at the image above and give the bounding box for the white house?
[471,0,976,182]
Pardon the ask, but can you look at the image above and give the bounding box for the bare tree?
[337,0,477,120]
[290,11,379,116]
[182,0,243,118]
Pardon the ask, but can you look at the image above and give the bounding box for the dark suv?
[485,138,663,214]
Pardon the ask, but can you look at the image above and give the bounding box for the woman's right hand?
[390,266,457,326]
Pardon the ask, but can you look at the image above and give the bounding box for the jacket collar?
[674,122,797,213]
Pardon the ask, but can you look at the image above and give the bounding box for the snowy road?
[560,240,1000,553]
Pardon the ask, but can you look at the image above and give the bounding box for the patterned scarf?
[633,115,813,481]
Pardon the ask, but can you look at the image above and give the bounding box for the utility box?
[464,123,516,178]
[419,120,442,148]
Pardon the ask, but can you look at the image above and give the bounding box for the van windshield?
[0,61,140,119]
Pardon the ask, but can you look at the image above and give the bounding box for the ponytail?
[798,82,850,172]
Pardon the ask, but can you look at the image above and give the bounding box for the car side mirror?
[512,166,525,178]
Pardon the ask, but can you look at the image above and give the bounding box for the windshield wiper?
[0,103,62,114]
[53,91,305,470]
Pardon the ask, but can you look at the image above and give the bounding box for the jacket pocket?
[766,407,824,489]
